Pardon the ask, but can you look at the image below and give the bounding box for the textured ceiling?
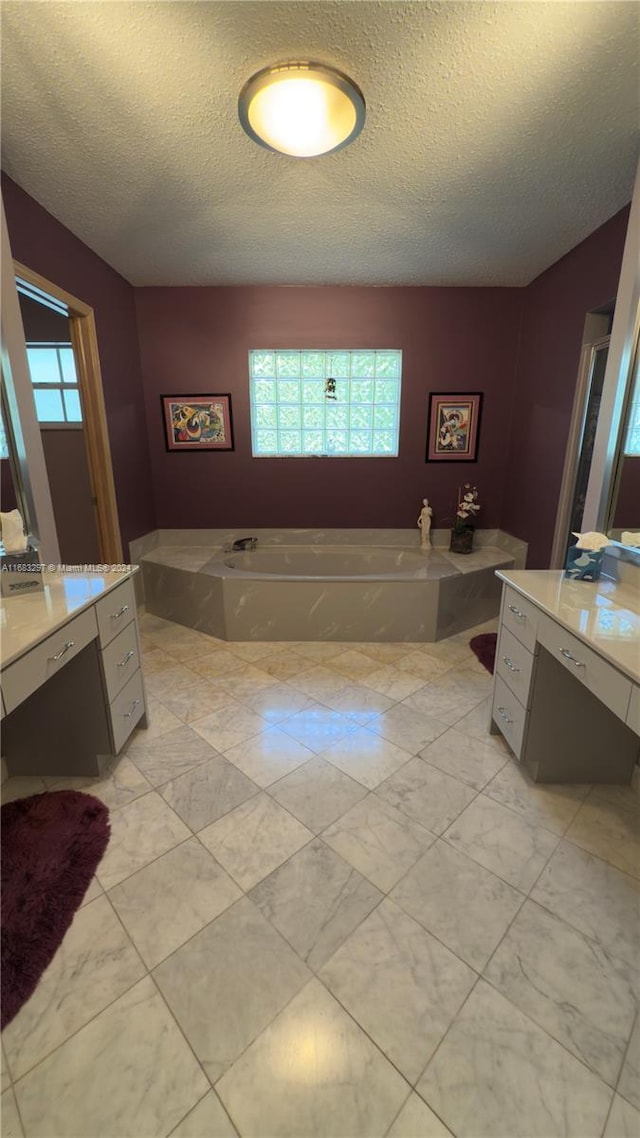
[1,1,638,286]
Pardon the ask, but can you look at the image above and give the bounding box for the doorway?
[12,262,122,563]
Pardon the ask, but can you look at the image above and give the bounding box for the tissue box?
[564,547,603,581]
[0,548,44,597]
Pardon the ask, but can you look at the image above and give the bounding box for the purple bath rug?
[1,790,110,1029]
[469,632,497,674]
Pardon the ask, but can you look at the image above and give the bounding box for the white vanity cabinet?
[491,570,640,783]
[0,569,147,777]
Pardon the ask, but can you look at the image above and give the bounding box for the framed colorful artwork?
[161,394,234,451]
[426,392,483,462]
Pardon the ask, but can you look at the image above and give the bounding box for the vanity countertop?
[496,569,640,681]
[0,567,138,668]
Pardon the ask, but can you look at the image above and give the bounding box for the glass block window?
[25,344,82,425]
[622,354,640,456]
[249,350,402,456]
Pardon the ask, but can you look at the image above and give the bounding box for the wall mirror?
[604,328,640,547]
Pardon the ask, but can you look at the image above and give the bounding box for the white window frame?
[26,342,83,426]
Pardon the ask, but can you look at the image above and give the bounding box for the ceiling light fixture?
[238,61,365,158]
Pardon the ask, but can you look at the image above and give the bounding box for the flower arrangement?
[449,484,480,553]
[454,484,480,532]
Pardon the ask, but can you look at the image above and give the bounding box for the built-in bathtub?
[221,546,466,579]
[133,528,527,642]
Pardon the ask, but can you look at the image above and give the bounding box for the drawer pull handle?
[508,604,525,619]
[502,656,520,673]
[49,640,74,662]
[559,648,585,667]
[123,699,141,718]
[112,604,129,620]
[118,650,135,668]
[496,705,513,724]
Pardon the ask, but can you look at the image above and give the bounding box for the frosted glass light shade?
[239,62,365,157]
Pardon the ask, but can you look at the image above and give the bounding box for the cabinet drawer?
[537,613,632,723]
[626,685,640,736]
[1,607,97,713]
[492,674,528,759]
[96,579,135,647]
[110,669,145,754]
[502,586,539,653]
[101,622,140,703]
[496,625,535,707]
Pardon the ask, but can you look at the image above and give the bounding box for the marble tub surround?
[3,610,640,1138]
[138,528,525,643]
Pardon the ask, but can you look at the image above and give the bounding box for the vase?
[449,526,474,554]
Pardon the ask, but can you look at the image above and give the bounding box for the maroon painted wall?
[1,460,18,511]
[613,456,640,529]
[502,207,630,568]
[135,286,523,530]
[1,174,155,555]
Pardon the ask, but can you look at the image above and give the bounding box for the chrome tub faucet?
[231,537,258,551]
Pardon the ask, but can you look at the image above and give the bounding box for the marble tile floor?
[1,614,639,1138]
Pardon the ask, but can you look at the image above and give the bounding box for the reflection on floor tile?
[403,667,490,726]
[268,757,367,832]
[377,757,477,835]
[109,838,241,968]
[566,797,640,879]
[160,755,258,832]
[221,726,315,787]
[126,725,219,786]
[14,977,209,1138]
[391,839,523,971]
[145,663,199,700]
[317,681,395,724]
[45,756,151,812]
[484,760,590,836]
[96,791,191,890]
[417,981,612,1138]
[250,839,382,970]
[322,794,435,891]
[3,896,144,1081]
[484,900,638,1085]
[618,1015,640,1110]
[420,728,508,791]
[169,1091,238,1137]
[0,776,46,804]
[603,1094,640,1138]
[216,979,410,1138]
[1,1088,23,1138]
[238,684,319,724]
[191,700,268,752]
[531,841,640,971]
[278,706,360,753]
[320,900,475,1083]
[368,704,448,755]
[444,793,559,892]
[386,1092,453,1137]
[157,680,234,725]
[319,727,413,789]
[361,665,427,702]
[199,793,313,890]
[153,897,311,1083]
